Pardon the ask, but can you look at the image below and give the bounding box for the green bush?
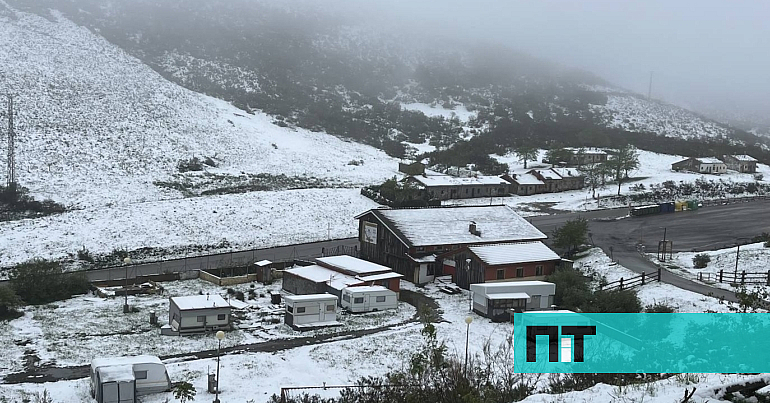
[645,303,676,313]
[0,286,23,320]
[9,259,90,305]
[692,253,711,269]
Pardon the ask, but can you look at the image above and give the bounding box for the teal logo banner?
[513,312,770,373]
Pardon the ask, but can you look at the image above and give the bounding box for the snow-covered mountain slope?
[590,91,733,140]
[0,4,398,209]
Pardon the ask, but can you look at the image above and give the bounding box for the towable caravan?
[340,286,398,313]
[90,355,171,403]
[284,293,340,330]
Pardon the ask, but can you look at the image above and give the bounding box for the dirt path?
[3,290,439,384]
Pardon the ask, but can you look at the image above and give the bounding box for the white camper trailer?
[90,355,171,403]
[471,281,555,321]
[340,286,398,313]
[284,293,339,330]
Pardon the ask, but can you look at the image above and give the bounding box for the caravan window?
[326,304,335,312]
[197,315,205,323]
[297,307,306,313]
[342,294,350,302]
[217,314,227,321]
[354,297,364,304]
[135,370,147,380]
[287,306,293,313]
[376,296,386,303]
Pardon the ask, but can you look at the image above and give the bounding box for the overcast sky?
[350,0,770,125]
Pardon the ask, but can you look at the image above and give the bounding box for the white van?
[341,286,398,313]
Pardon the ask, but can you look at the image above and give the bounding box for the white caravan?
[341,286,398,313]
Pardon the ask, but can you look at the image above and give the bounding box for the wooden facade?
[358,213,421,283]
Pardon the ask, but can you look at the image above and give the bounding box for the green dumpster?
[688,200,699,210]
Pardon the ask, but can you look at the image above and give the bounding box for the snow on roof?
[344,285,390,293]
[369,206,546,247]
[730,155,758,162]
[469,242,560,265]
[284,265,359,290]
[356,272,403,282]
[98,365,135,383]
[316,255,391,275]
[408,173,508,187]
[509,173,544,186]
[91,355,163,370]
[171,295,230,310]
[473,280,554,289]
[283,293,337,303]
[255,259,272,266]
[486,292,531,300]
[409,254,436,263]
[695,157,724,164]
[531,169,562,180]
[564,147,607,154]
[551,167,582,178]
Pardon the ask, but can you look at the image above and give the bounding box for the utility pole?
[6,94,15,188]
[647,71,654,100]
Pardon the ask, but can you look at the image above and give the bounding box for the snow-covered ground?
[0,188,378,268]
[591,94,733,140]
[400,102,477,122]
[0,277,415,377]
[575,248,733,313]
[663,242,770,292]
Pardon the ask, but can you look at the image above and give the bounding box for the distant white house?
[723,155,758,173]
[164,294,231,335]
[671,157,726,174]
[283,293,339,330]
[90,355,171,403]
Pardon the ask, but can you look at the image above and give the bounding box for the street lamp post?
[123,257,131,313]
[214,330,225,403]
[464,316,473,376]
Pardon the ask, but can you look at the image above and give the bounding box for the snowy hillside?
[0,4,398,209]
[591,93,733,140]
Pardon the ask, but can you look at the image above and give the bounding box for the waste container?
[675,201,685,211]
[688,200,699,210]
[270,293,281,305]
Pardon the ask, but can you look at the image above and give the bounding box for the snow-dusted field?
[0,277,415,377]
[400,102,477,122]
[574,248,733,313]
[662,242,770,292]
[0,188,378,268]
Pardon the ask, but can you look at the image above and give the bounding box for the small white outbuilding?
[340,286,398,313]
[471,281,556,321]
[284,293,339,330]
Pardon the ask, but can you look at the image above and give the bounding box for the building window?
[134,371,147,380]
[465,189,469,194]
[217,314,227,321]
[535,266,543,276]
[297,307,306,313]
[197,315,205,323]
[416,247,425,252]
[342,294,350,302]
[435,245,443,251]
[376,296,386,303]
[496,269,505,280]
[354,297,364,304]
[516,267,524,277]
[379,280,389,289]
[287,306,293,313]
[326,304,335,312]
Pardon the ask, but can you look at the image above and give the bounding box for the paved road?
[530,200,770,303]
[84,237,359,282]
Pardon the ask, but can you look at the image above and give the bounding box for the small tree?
[9,259,90,305]
[545,148,573,165]
[692,253,711,269]
[0,286,22,320]
[583,162,611,199]
[607,145,640,195]
[515,147,539,169]
[552,217,589,256]
[173,381,196,403]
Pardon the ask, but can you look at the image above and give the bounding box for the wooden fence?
[698,270,770,286]
[598,267,662,291]
[322,245,359,258]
